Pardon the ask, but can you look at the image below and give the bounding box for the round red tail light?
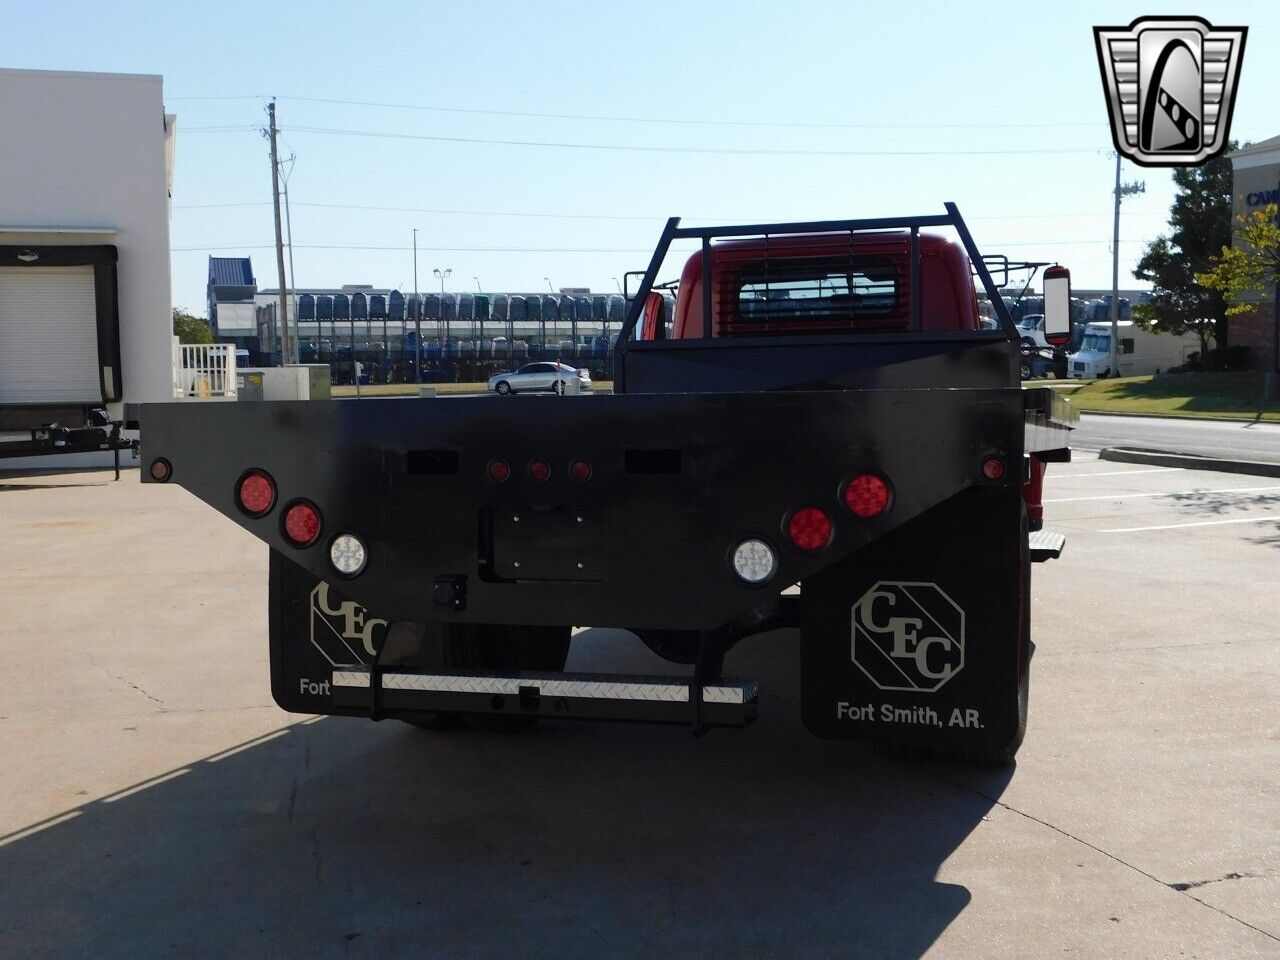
[149,458,171,482]
[843,474,891,518]
[983,457,1006,480]
[787,506,832,551]
[528,459,551,481]
[282,500,322,547]
[236,470,276,516]
[488,459,511,482]
[570,459,593,482]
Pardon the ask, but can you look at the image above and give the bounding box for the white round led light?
[329,533,367,576]
[731,538,777,584]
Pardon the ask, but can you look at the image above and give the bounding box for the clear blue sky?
[4,1,1276,315]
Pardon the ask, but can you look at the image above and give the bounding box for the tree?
[1196,203,1280,319]
[173,307,213,344]
[1132,145,1234,360]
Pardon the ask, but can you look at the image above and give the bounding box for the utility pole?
[412,229,421,385]
[1270,171,1280,400]
[1109,152,1145,378]
[265,100,293,367]
[281,153,299,364]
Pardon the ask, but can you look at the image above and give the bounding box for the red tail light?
[570,459,593,482]
[528,459,551,481]
[282,500,322,547]
[488,459,511,482]
[787,507,832,551]
[843,474,891,518]
[983,457,1006,480]
[149,458,171,482]
[236,470,276,516]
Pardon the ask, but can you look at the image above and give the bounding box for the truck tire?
[402,623,572,732]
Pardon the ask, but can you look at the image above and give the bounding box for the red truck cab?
[641,230,1046,524]
[640,232,981,340]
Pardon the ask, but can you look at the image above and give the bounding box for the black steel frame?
[612,204,1018,392]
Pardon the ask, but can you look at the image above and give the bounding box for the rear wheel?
[401,623,571,732]
[553,378,566,395]
[495,380,512,395]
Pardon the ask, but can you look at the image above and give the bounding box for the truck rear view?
[139,204,1075,765]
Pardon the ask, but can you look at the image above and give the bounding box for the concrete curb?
[1099,447,1280,478]
[1079,408,1274,424]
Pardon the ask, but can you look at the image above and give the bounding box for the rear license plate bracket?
[489,507,606,581]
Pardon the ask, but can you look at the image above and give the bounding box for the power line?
[173,238,1148,253]
[279,124,1098,157]
[164,93,1106,130]
[171,199,1168,222]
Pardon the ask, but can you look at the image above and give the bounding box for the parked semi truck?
[139,205,1076,765]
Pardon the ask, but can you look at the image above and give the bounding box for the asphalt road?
[1073,413,1280,464]
[1,461,1277,959]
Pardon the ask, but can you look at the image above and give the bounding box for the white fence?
[173,339,238,399]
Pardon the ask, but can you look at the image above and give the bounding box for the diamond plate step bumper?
[1029,530,1066,563]
[332,668,759,728]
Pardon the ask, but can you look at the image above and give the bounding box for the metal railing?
[173,339,238,400]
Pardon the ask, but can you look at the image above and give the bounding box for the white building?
[0,68,175,467]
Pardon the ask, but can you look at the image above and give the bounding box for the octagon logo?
[851,582,964,692]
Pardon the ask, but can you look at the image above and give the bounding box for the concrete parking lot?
[1,455,1277,959]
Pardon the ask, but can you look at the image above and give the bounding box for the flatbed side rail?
[612,204,1020,392]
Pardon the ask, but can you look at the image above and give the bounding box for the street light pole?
[544,277,554,293]
[434,268,452,349]
[1109,152,1145,378]
[412,228,421,385]
[473,276,482,293]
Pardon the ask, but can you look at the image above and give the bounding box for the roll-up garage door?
[0,265,101,404]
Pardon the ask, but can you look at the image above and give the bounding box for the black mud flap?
[269,549,391,717]
[801,486,1029,761]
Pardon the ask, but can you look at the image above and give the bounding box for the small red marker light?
[529,459,551,481]
[843,473,891,518]
[983,457,1006,480]
[149,458,171,482]
[570,459,593,482]
[282,500,322,547]
[488,459,511,482]
[787,506,832,551]
[236,470,276,516]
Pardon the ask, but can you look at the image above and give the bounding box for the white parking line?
[1050,468,1179,479]
[1102,514,1280,533]
[1045,484,1280,504]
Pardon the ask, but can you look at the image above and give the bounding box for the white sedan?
[488,362,591,395]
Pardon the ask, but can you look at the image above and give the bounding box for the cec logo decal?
[309,582,387,666]
[1094,17,1246,167]
[851,582,964,692]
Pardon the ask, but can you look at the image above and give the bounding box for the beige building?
[1226,136,1280,369]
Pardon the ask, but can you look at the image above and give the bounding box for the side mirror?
[1043,265,1071,347]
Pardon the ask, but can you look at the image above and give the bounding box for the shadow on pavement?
[1166,490,1280,548]
[0,631,1010,959]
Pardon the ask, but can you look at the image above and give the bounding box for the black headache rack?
[612,202,1023,393]
[139,204,1074,735]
